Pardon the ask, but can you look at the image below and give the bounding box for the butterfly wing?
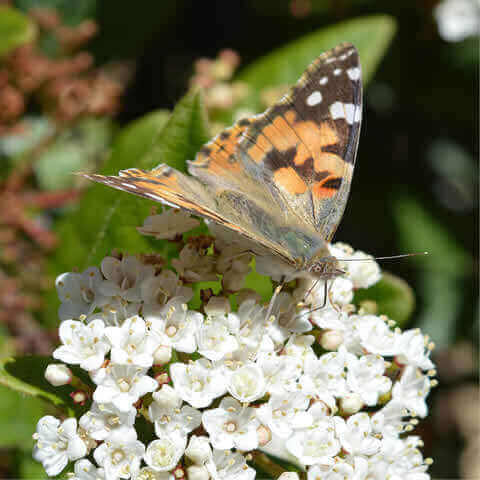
[83,164,295,264]
[236,42,362,244]
[84,43,362,267]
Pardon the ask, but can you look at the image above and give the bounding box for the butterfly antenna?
[337,252,429,262]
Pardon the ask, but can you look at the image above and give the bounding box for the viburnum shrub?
[32,207,436,480]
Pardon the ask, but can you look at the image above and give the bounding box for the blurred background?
[0,0,477,478]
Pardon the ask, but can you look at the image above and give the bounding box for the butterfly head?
[306,255,345,280]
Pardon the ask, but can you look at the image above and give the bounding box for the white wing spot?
[354,106,362,123]
[325,57,336,64]
[329,101,359,125]
[339,53,348,61]
[319,76,328,85]
[347,67,361,81]
[306,91,323,106]
[330,101,345,120]
[333,68,342,76]
[345,103,355,124]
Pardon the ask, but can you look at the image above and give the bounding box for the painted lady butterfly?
[84,43,362,284]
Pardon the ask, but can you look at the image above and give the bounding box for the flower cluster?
[33,208,435,479]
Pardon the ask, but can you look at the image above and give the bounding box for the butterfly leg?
[294,280,331,320]
[264,276,286,323]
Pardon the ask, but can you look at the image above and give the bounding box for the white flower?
[356,315,400,356]
[346,353,392,406]
[53,319,110,371]
[434,0,480,42]
[147,297,202,354]
[185,435,212,465]
[371,399,410,438]
[141,270,193,306]
[343,250,381,289]
[92,364,158,412]
[257,392,313,439]
[33,416,87,476]
[258,351,301,395]
[202,396,259,451]
[137,210,199,239]
[369,436,431,480]
[227,363,266,403]
[80,402,137,443]
[56,267,107,320]
[286,417,340,466]
[144,433,186,472]
[171,244,217,282]
[135,467,174,480]
[334,412,381,456]
[94,440,145,480]
[307,456,368,480]
[391,366,431,418]
[105,316,156,368]
[300,348,355,403]
[71,459,105,480]
[149,385,201,437]
[396,329,434,370]
[92,297,142,327]
[205,449,256,480]
[170,358,227,408]
[279,474,301,480]
[100,255,155,302]
[195,297,239,361]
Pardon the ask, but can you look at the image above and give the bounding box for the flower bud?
[340,393,364,415]
[186,465,209,480]
[45,364,72,386]
[257,425,272,446]
[185,435,212,464]
[70,390,88,405]
[153,345,172,365]
[154,372,170,386]
[319,329,344,351]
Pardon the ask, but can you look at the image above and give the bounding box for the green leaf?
[34,117,115,191]
[0,356,88,415]
[393,196,472,277]
[354,272,415,326]
[142,91,210,172]
[0,385,45,448]
[0,6,36,57]
[15,0,96,26]
[0,384,45,448]
[393,197,472,346]
[236,15,396,112]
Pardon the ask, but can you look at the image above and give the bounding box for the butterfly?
[83,43,362,286]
